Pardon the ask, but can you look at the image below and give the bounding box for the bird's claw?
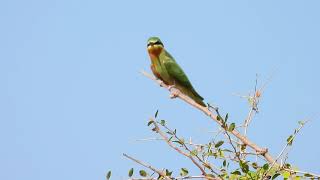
[170,91,179,99]
[168,85,179,99]
[167,85,175,91]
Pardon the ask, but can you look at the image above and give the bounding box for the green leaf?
[225,113,229,122]
[284,163,291,169]
[180,168,189,176]
[106,171,111,180]
[262,163,269,171]
[282,171,290,179]
[304,173,313,177]
[160,120,166,126]
[287,135,294,146]
[166,131,173,135]
[190,149,198,156]
[231,170,241,175]
[223,160,226,167]
[147,120,154,126]
[128,168,134,177]
[228,123,235,131]
[172,140,183,145]
[252,162,258,169]
[154,110,159,118]
[139,170,147,177]
[239,161,249,173]
[215,141,224,148]
[165,169,172,176]
[272,173,280,179]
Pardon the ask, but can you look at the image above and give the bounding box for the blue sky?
[1,0,319,179]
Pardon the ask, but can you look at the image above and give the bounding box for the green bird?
[147,37,206,107]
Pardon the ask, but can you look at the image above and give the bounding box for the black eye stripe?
[147,41,163,47]
[154,41,163,45]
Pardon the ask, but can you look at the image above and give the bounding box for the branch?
[158,121,221,175]
[141,71,276,165]
[150,121,210,177]
[263,120,309,177]
[123,153,171,180]
[129,175,221,180]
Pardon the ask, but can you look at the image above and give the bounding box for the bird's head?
[147,37,164,56]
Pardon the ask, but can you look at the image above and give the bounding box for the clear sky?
[1,0,319,179]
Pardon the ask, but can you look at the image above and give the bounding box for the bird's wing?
[163,51,192,88]
[163,51,204,100]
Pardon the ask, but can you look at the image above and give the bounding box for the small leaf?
[190,149,198,156]
[160,120,166,126]
[215,141,224,148]
[128,168,134,177]
[282,171,290,178]
[287,135,294,146]
[165,169,172,176]
[262,163,269,171]
[154,110,159,118]
[166,131,173,135]
[284,163,291,169]
[223,160,226,167]
[298,120,305,126]
[139,170,147,177]
[272,173,280,179]
[304,173,313,177]
[241,144,246,151]
[180,168,189,176]
[231,170,241,175]
[239,161,249,173]
[172,140,183,145]
[228,123,235,131]
[106,171,111,180]
[225,113,229,122]
[147,120,154,126]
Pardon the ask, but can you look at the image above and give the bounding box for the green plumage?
[147,37,206,107]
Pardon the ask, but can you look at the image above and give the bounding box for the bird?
[146,37,206,107]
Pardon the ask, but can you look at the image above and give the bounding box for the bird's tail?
[180,86,206,107]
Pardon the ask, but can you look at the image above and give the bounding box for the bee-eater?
[147,37,206,107]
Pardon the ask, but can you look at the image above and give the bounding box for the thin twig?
[123,153,171,180]
[263,120,309,177]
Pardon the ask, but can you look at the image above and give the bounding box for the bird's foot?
[156,79,165,87]
[169,88,179,99]
[167,85,176,91]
